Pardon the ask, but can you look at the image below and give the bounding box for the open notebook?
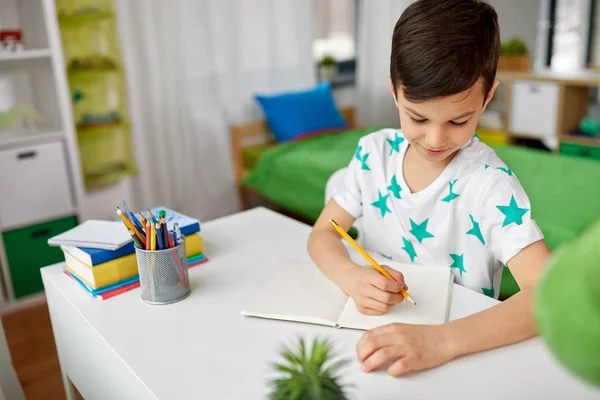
[241,258,454,330]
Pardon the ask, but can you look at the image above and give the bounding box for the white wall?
[488,0,542,60]
[79,179,135,222]
[333,85,356,108]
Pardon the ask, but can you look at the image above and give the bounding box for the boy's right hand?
[346,265,407,316]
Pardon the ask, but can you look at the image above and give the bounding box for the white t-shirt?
[333,128,544,299]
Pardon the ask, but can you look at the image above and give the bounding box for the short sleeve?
[332,138,366,219]
[476,172,544,265]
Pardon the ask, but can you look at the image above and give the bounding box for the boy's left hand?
[356,323,454,376]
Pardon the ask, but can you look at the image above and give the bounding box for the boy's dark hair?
[390,0,500,102]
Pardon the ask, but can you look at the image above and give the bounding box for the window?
[546,0,598,70]
[313,0,357,86]
[589,0,600,67]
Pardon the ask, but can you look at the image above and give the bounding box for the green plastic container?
[3,216,78,298]
[559,142,600,162]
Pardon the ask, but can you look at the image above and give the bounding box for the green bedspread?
[242,127,380,221]
[242,127,600,299]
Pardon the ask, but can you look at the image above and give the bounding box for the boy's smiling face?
[389,77,498,164]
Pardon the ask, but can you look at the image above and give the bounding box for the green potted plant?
[319,54,338,82]
[498,37,529,71]
[268,336,351,399]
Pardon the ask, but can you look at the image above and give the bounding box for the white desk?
[42,207,600,400]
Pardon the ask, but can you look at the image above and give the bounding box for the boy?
[307,0,551,377]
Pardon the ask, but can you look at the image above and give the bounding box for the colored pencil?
[128,229,143,248]
[145,220,151,250]
[148,209,157,224]
[117,208,145,248]
[123,201,144,235]
[329,218,416,305]
[139,212,148,227]
[167,229,175,248]
[155,222,165,250]
[150,223,156,251]
[160,216,169,247]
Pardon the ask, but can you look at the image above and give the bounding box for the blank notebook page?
[337,262,454,330]
[241,260,349,326]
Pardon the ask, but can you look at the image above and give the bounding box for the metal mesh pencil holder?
[135,239,190,305]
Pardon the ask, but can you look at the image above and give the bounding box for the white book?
[47,220,132,251]
[241,258,454,330]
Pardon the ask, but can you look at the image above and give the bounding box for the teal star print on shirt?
[354,145,362,161]
[409,218,435,243]
[496,195,529,227]
[441,179,460,202]
[449,253,466,277]
[497,167,513,176]
[360,153,370,170]
[402,236,417,262]
[482,287,494,298]
[371,190,391,217]
[354,145,370,170]
[387,175,402,199]
[466,214,485,244]
[386,132,404,155]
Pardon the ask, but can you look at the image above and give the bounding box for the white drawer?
[509,80,560,138]
[0,141,74,229]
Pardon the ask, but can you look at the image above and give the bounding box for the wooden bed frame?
[230,106,356,210]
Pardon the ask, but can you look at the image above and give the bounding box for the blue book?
[61,241,136,266]
[143,206,201,236]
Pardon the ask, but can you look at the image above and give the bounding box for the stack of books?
[48,207,207,300]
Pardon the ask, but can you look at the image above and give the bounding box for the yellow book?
[185,233,203,257]
[63,233,204,289]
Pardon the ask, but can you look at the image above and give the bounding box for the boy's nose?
[425,128,447,149]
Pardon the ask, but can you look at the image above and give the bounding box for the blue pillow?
[254,82,348,142]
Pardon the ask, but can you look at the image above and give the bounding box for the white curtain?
[355,0,415,127]
[115,0,315,222]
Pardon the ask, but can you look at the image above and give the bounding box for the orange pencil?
[139,213,148,227]
[329,218,416,305]
[117,208,146,248]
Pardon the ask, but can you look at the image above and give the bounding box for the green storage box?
[559,142,600,162]
[3,216,78,298]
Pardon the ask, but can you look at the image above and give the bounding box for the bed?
[230,106,365,218]
[230,108,600,299]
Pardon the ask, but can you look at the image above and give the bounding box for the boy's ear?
[387,76,399,107]
[482,79,500,112]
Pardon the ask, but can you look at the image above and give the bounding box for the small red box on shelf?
[0,30,23,52]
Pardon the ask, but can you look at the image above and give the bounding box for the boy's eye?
[450,120,469,127]
[410,117,427,124]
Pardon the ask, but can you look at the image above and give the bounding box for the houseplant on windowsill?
[498,37,529,71]
[268,336,351,399]
[319,54,338,82]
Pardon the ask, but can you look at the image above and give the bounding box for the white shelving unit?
[0,0,85,311]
